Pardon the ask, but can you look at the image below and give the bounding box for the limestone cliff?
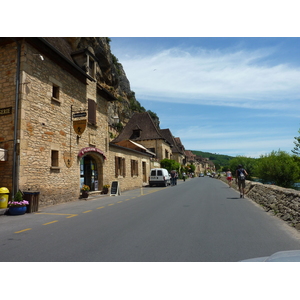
[63,37,159,128]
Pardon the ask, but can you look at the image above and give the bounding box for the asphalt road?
[1,177,300,262]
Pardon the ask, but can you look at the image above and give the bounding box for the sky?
[110,37,300,158]
[5,2,300,159]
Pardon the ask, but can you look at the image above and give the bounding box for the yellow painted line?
[97,206,105,209]
[15,228,32,234]
[83,210,92,213]
[117,201,123,203]
[125,199,130,201]
[66,215,78,218]
[36,213,78,218]
[43,220,58,225]
[108,204,114,206]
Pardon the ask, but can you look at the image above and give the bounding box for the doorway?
[80,155,99,191]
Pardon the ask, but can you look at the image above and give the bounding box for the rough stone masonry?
[219,176,300,230]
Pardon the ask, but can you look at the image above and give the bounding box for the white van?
[149,168,170,187]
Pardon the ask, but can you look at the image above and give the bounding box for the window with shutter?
[131,159,139,177]
[88,99,97,125]
[122,158,126,177]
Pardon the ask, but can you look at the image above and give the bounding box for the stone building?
[159,129,186,165]
[0,37,152,206]
[111,112,173,164]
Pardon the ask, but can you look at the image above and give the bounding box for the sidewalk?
[0,179,189,217]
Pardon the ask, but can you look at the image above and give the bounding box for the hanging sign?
[73,112,87,118]
[73,119,86,136]
[63,151,73,168]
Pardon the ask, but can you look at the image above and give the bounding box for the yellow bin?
[0,187,9,209]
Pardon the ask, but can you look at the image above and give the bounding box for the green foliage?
[129,97,146,113]
[13,190,23,202]
[160,159,181,172]
[253,150,300,188]
[185,164,195,173]
[292,129,300,156]
[114,122,123,132]
[228,156,256,180]
[191,150,233,167]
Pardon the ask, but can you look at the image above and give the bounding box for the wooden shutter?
[115,156,119,177]
[88,99,96,125]
[122,158,126,177]
[136,160,138,176]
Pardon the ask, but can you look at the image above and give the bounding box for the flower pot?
[81,191,89,198]
[102,188,109,194]
[8,206,27,215]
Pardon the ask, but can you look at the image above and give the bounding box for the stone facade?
[0,38,152,207]
[0,42,17,189]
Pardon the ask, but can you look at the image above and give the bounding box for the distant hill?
[191,150,234,167]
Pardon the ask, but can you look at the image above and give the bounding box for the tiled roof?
[174,137,185,153]
[159,129,184,153]
[112,112,165,143]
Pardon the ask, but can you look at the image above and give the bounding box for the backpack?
[238,169,245,180]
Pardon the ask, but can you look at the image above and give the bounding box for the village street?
[1,177,300,262]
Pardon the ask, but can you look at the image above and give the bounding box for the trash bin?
[0,187,9,209]
[23,191,40,213]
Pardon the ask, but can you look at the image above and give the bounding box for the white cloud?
[121,47,300,110]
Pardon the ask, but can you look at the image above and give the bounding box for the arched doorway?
[80,154,103,191]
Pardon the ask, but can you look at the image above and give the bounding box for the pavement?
[0,179,188,217]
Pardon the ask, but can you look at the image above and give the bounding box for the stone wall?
[0,42,21,192]
[219,176,300,230]
[0,39,153,207]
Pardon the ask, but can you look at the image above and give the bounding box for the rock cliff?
[63,37,159,128]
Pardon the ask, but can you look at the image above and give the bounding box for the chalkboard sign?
[110,181,120,196]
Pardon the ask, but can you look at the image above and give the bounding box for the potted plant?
[102,184,110,194]
[81,185,90,198]
[8,191,29,215]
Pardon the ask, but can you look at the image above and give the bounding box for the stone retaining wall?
[219,177,300,230]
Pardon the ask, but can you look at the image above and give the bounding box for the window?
[165,149,169,159]
[131,129,141,139]
[115,156,126,177]
[88,99,97,125]
[131,159,138,177]
[52,84,59,100]
[51,150,59,167]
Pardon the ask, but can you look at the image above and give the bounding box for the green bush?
[160,159,181,173]
[254,150,300,188]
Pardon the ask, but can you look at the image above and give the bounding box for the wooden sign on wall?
[63,151,73,168]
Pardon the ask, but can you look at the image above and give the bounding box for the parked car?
[149,168,171,187]
[240,250,300,262]
[199,173,204,177]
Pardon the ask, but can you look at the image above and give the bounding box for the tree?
[292,129,300,156]
[160,159,181,172]
[254,150,300,188]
